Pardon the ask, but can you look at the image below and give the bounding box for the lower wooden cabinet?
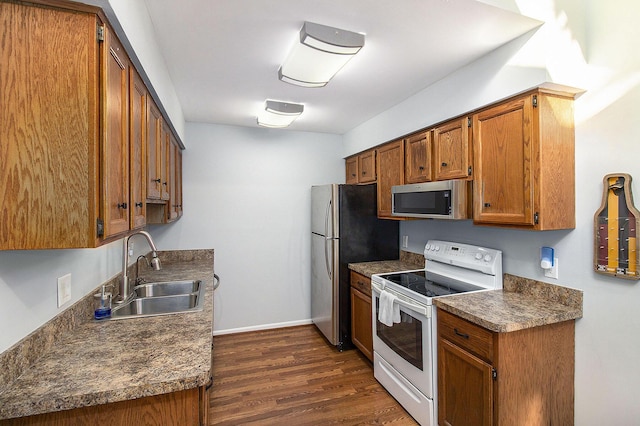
[1,386,209,426]
[350,271,373,361]
[437,309,575,426]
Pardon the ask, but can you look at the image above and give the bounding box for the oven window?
[375,299,423,370]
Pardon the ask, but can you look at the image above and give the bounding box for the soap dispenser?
[94,285,112,320]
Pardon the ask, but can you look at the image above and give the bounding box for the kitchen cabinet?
[345,149,376,184]
[404,131,432,183]
[0,0,184,250]
[102,27,131,239]
[146,98,163,200]
[0,386,209,425]
[1,2,101,249]
[129,67,147,229]
[350,271,373,362]
[437,309,574,426]
[168,135,182,221]
[472,89,575,229]
[433,117,471,181]
[376,139,404,218]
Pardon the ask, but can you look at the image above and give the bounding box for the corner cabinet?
[472,89,575,230]
[0,0,183,250]
[350,271,373,361]
[437,310,575,426]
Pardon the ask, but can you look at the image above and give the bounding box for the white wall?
[149,124,343,333]
[343,0,640,424]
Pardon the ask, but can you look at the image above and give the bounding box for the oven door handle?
[372,282,430,316]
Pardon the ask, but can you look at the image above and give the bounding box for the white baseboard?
[212,319,313,336]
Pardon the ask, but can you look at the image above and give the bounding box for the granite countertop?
[0,250,214,420]
[349,250,424,277]
[434,273,583,333]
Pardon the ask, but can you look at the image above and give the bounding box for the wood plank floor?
[209,325,419,425]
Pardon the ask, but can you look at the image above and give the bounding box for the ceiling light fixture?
[257,100,304,128]
[278,22,365,88]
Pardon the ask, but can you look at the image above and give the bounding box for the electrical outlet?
[57,274,72,307]
[544,258,559,279]
[402,235,409,248]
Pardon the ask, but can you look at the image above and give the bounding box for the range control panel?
[424,240,502,275]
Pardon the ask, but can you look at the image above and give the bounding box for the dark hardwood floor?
[210,325,419,425]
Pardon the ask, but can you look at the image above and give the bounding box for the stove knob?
[475,253,482,260]
[425,244,431,251]
[484,254,492,262]
[435,245,440,251]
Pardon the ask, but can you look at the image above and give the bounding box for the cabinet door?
[175,146,183,219]
[473,96,534,225]
[438,338,494,426]
[146,100,162,200]
[405,131,432,183]
[168,137,178,221]
[433,117,471,180]
[376,140,404,218]
[102,28,130,238]
[129,68,146,229]
[161,123,171,201]
[358,150,376,183]
[345,156,358,184]
[0,4,99,249]
[350,287,373,362]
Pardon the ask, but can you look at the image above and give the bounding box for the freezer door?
[311,232,338,345]
[311,184,338,238]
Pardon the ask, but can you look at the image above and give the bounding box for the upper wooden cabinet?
[0,1,183,250]
[404,131,432,184]
[345,149,376,184]
[146,99,163,200]
[1,2,101,249]
[472,89,575,230]
[129,68,147,230]
[102,28,131,239]
[376,139,404,218]
[433,117,471,180]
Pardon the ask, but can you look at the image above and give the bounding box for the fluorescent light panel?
[278,22,365,88]
[257,100,304,128]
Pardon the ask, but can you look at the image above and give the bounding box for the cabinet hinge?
[97,24,104,42]
[468,166,472,176]
[96,218,104,238]
[467,117,472,128]
[534,212,539,224]
[492,368,497,380]
[532,94,538,108]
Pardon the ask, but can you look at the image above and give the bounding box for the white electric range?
[371,240,503,426]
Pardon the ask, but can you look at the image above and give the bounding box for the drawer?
[350,271,371,297]
[437,309,494,363]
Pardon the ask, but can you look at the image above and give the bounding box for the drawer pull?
[454,328,470,339]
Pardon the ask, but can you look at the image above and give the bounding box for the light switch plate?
[57,274,72,307]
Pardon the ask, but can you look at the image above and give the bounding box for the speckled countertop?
[349,250,424,277]
[0,250,214,420]
[435,273,583,332]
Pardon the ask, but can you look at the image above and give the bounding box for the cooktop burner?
[381,270,482,298]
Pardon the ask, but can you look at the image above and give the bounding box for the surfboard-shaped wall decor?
[594,173,640,280]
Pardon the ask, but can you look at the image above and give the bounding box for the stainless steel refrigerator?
[311,183,399,350]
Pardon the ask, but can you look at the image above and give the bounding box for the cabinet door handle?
[117,202,128,209]
[441,162,448,167]
[484,202,491,208]
[163,181,168,186]
[454,328,470,339]
[419,166,425,170]
[135,202,143,207]
[351,173,356,177]
[153,178,161,183]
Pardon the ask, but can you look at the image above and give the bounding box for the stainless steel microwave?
[391,180,470,219]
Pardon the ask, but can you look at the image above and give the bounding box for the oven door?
[371,282,433,399]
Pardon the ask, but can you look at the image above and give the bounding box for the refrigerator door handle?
[324,199,333,280]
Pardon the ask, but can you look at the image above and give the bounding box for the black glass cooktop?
[381,270,483,298]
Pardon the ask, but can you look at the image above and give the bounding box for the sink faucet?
[117,230,161,303]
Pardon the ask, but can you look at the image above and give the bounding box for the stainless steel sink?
[134,280,200,298]
[110,280,204,320]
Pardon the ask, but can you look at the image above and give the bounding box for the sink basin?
[110,279,204,320]
[134,280,200,297]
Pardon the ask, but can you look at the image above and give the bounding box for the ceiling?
[142,0,541,134]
